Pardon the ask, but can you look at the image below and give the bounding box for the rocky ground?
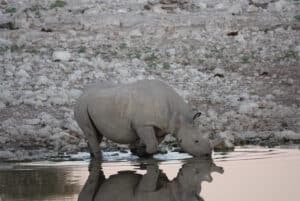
[0,0,299,161]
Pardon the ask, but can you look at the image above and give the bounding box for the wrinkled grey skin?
[77,158,224,201]
[74,80,212,159]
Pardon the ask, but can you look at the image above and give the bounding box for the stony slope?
[0,0,299,160]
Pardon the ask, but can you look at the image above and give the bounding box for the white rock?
[130,29,143,37]
[0,38,12,46]
[38,126,52,138]
[53,51,71,61]
[247,5,259,12]
[215,131,235,149]
[162,134,176,143]
[0,89,14,104]
[274,0,287,11]
[193,2,207,9]
[39,112,60,127]
[275,130,300,140]
[215,3,225,10]
[229,4,243,15]
[24,119,41,125]
[239,102,258,114]
[69,89,82,99]
[19,63,32,71]
[50,132,70,141]
[295,45,300,57]
[213,68,225,76]
[69,70,82,81]
[207,109,218,120]
[37,76,50,85]
[0,101,5,110]
[16,69,30,78]
[240,131,258,139]
[78,140,87,149]
[0,151,15,160]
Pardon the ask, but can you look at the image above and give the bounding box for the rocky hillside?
[0,0,299,161]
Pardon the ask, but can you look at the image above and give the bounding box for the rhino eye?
[194,140,199,143]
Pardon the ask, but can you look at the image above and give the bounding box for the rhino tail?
[74,99,103,157]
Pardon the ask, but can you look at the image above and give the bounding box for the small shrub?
[294,15,300,21]
[119,43,127,49]
[241,55,251,63]
[163,62,171,69]
[146,60,159,68]
[127,50,141,59]
[5,7,17,13]
[10,44,24,52]
[144,52,160,68]
[284,50,298,59]
[29,5,43,18]
[0,46,9,53]
[50,0,66,9]
[78,46,86,53]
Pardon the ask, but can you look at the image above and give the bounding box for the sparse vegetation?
[29,5,44,18]
[163,62,171,69]
[5,7,17,14]
[78,46,86,53]
[0,46,9,53]
[50,0,66,9]
[241,55,251,63]
[10,44,24,52]
[283,50,298,59]
[127,50,141,59]
[144,53,160,68]
[119,43,127,49]
[294,15,300,21]
[146,60,159,68]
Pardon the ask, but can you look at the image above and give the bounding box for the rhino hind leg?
[74,102,103,160]
[86,111,103,159]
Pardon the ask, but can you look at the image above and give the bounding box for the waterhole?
[0,146,299,201]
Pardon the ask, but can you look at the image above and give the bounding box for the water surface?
[0,147,299,201]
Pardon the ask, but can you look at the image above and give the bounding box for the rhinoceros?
[74,80,214,159]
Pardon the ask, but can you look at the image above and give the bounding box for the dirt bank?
[0,0,299,161]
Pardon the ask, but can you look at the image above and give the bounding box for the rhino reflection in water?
[78,159,223,201]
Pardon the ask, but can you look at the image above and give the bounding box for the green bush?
[50,0,66,9]
[5,7,17,13]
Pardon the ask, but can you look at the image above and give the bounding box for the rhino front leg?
[135,126,159,155]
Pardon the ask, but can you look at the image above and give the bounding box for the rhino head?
[177,125,213,157]
[176,112,222,157]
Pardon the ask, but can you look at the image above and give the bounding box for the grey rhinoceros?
[74,79,214,159]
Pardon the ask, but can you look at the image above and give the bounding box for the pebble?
[52,51,71,62]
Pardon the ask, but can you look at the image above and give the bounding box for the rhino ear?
[192,112,202,121]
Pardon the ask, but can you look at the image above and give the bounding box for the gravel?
[0,0,299,161]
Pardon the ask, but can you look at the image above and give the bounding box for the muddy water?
[0,147,299,201]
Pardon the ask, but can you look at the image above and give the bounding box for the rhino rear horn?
[192,112,202,120]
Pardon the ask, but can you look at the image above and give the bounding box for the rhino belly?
[90,111,138,144]
[100,119,138,144]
